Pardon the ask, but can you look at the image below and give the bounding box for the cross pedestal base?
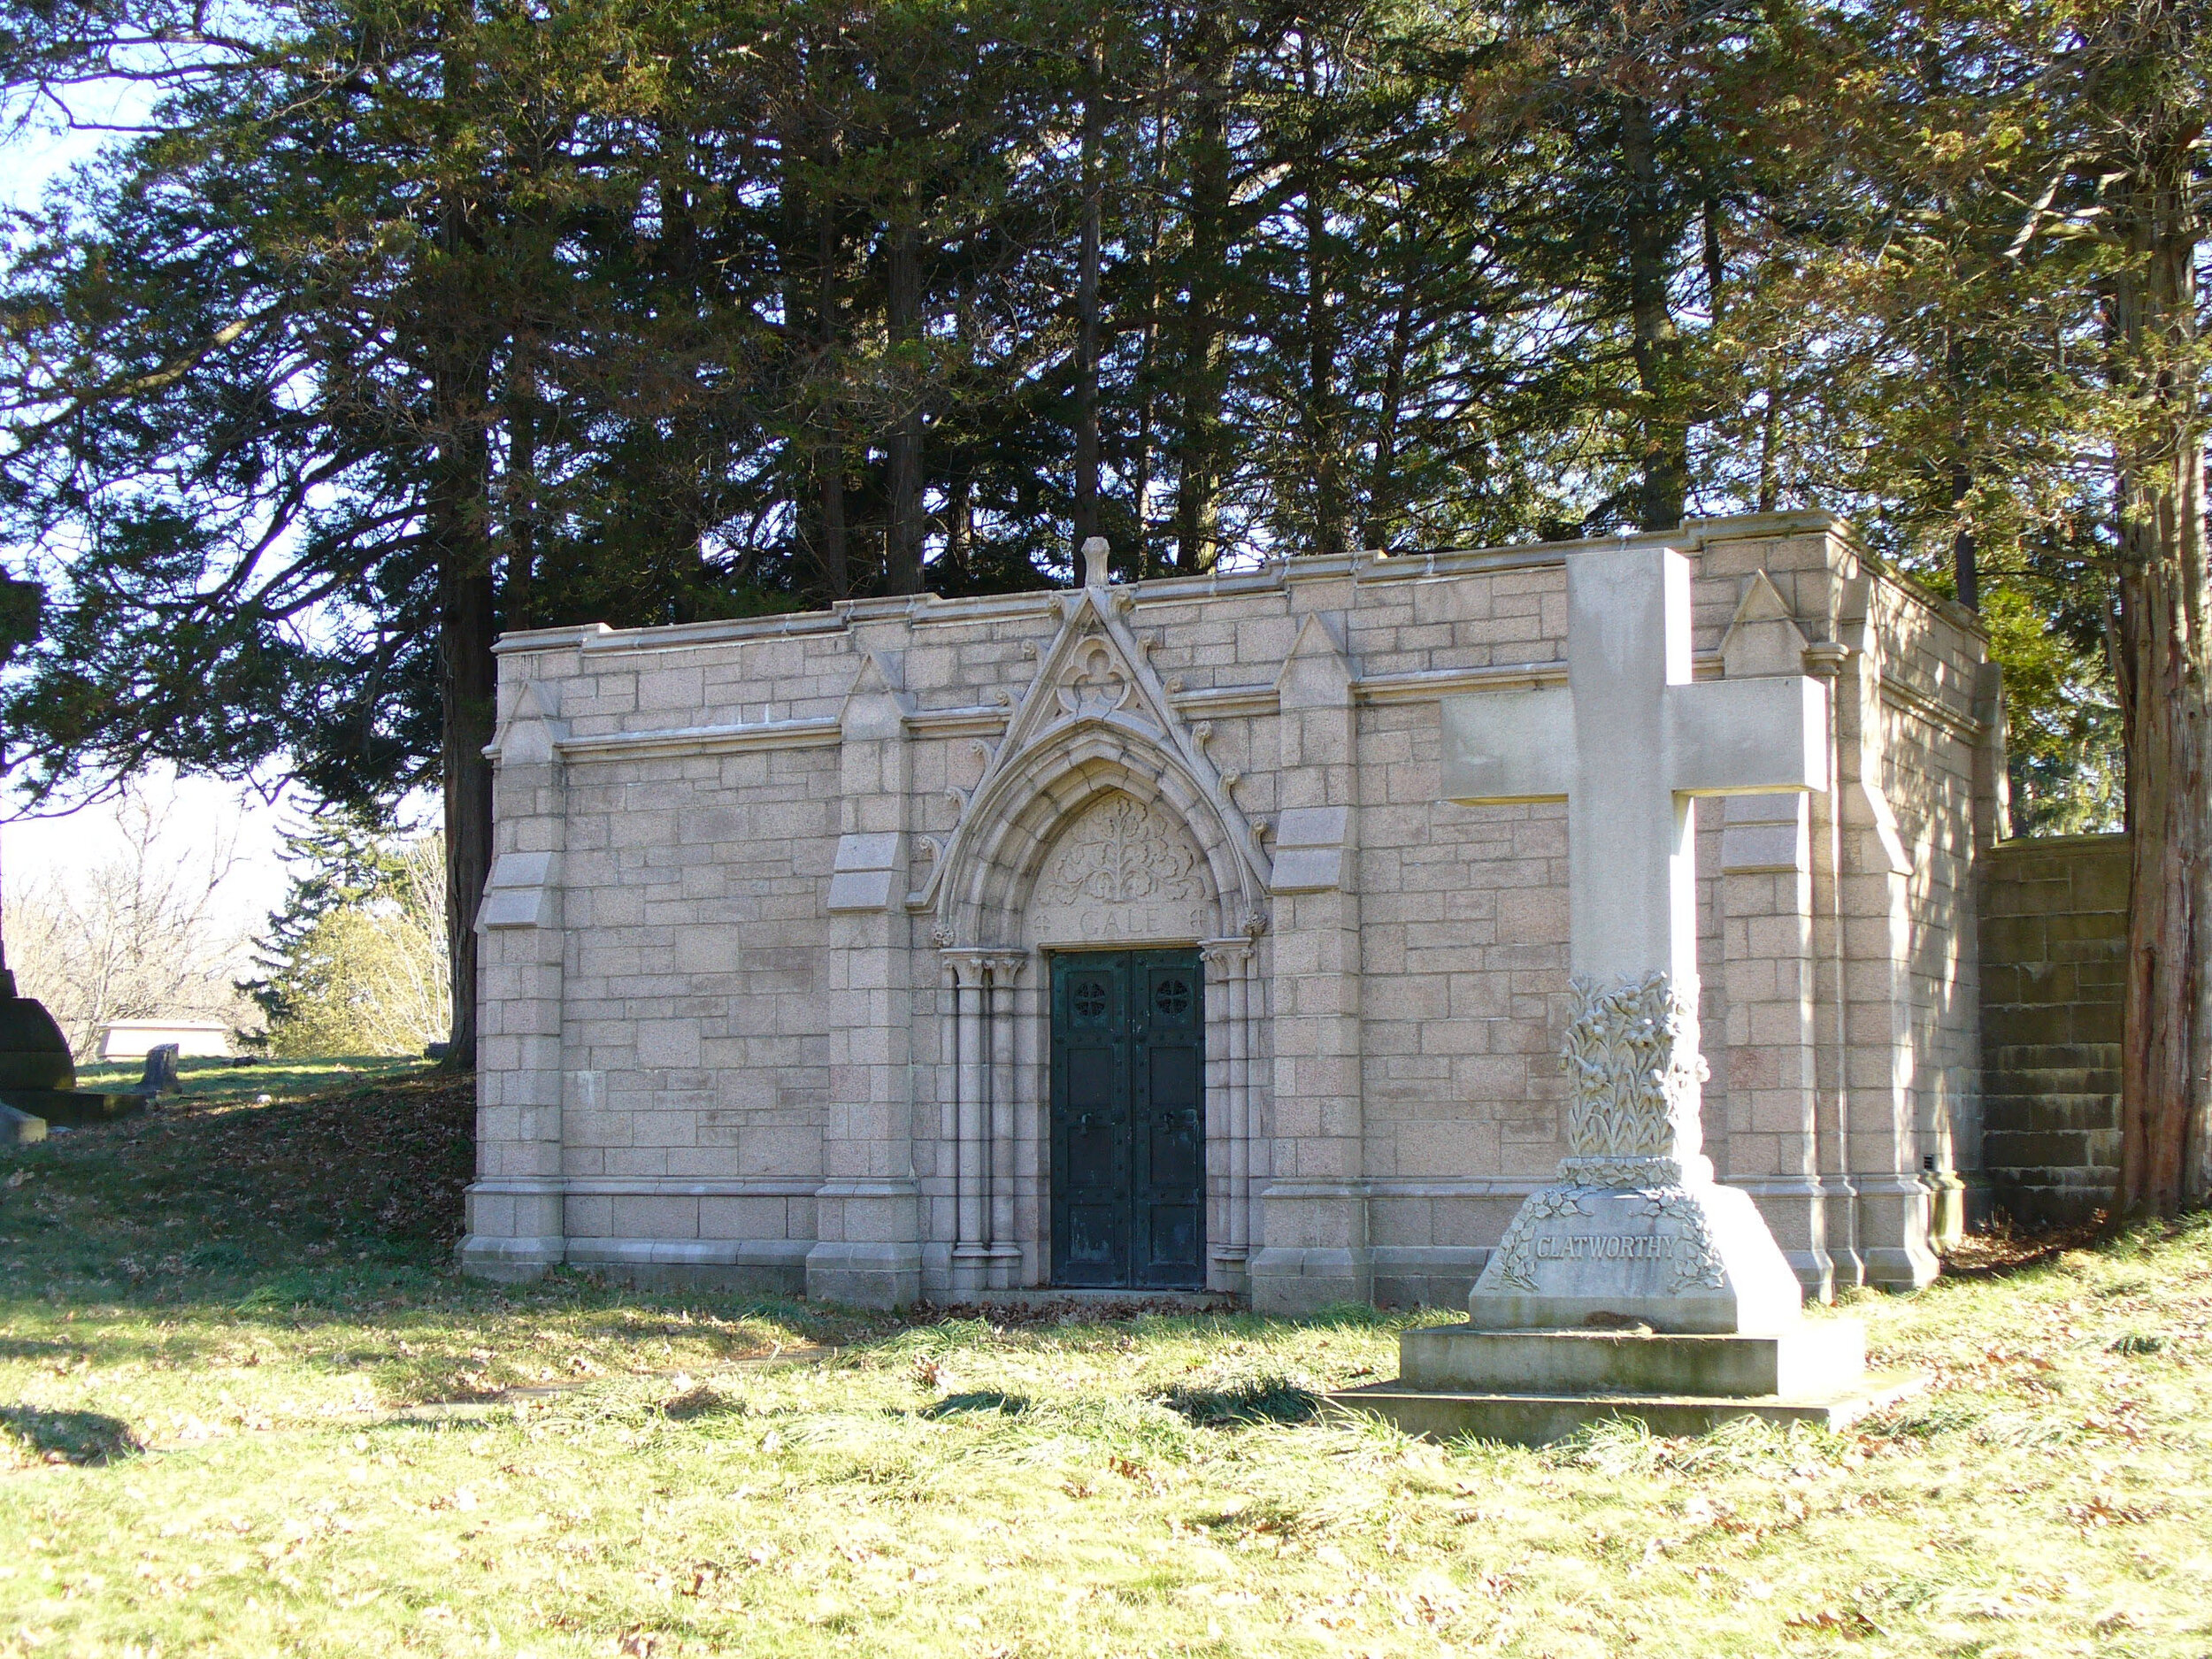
[1328,1323,1924,1445]
[1464,1165,1806,1336]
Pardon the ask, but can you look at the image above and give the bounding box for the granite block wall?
[1978,833,2131,1225]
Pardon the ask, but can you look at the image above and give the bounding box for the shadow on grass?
[922,1390,1030,1418]
[1939,1211,2212,1284]
[0,1406,142,1465]
[1156,1375,1322,1427]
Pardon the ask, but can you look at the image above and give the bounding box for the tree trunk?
[2112,119,2212,1217]
[435,429,496,1072]
[502,338,539,633]
[886,219,925,595]
[1299,32,1344,559]
[1133,56,1168,571]
[1619,96,1687,532]
[1948,456,1980,612]
[815,196,850,601]
[1171,15,1231,573]
[1362,291,1414,551]
[433,1,495,1071]
[1946,334,1980,611]
[1073,39,1104,551]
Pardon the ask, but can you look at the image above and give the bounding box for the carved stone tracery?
[1027,792,1211,946]
[1056,641,1135,722]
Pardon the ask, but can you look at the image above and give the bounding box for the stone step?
[1983,1010,2124,1047]
[1325,1371,1927,1446]
[951,1288,1237,1314]
[1985,1042,2122,1073]
[1985,1130,2123,1171]
[1981,1096,2121,1133]
[1982,1069,2120,1096]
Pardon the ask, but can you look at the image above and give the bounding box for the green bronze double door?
[1048,949,1206,1290]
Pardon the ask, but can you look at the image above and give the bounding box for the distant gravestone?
[134,1044,181,1097]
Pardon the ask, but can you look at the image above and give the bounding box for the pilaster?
[459,679,570,1281]
[1715,574,1836,1297]
[1252,611,1368,1312]
[806,649,923,1309]
[1834,603,1939,1291]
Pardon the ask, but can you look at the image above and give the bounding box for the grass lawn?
[71,1056,433,1109]
[0,1076,2207,1656]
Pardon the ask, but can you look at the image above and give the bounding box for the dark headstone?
[0,982,77,1094]
[0,990,128,1127]
[134,1043,180,1096]
[423,1041,452,1062]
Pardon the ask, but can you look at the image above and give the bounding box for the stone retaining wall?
[1978,833,2130,1225]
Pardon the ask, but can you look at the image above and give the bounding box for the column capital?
[1801,641,1850,680]
[980,949,1029,983]
[1200,937,1255,972]
[940,947,992,986]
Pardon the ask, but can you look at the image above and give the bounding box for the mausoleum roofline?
[487,506,1976,659]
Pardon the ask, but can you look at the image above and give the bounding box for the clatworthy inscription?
[1532,1233,1676,1262]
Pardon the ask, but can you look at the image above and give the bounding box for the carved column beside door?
[1202,936,1262,1294]
[985,951,1026,1290]
[942,945,1027,1295]
[944,949,991,1295]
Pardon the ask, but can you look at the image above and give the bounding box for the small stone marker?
[134,1043,181,1097]
[1333,542,1920,1441]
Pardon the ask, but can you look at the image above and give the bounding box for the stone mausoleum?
[459,511,2004,1313]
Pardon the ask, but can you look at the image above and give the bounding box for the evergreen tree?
[244,814,449,1056]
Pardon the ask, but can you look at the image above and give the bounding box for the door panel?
[1132,952,1205,1287]
[1051,956,1128,1286]
[1051,949,1205,1290]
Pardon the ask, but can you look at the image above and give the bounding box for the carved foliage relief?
[1026,793,1211,946]
[1559,970,1709,1165]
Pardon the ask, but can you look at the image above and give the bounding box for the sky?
[2,772,303,943]
[2,108,304,946]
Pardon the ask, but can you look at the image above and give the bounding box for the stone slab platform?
[950,1289,1239,1315]
[0,1090,143,1129]
[1400,1321,1867,1399]
[1325,1371,1927,1446]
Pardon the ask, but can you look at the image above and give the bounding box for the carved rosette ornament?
[1467,968,1802,1335]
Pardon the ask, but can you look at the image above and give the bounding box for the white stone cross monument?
[1442,541,1826,1335]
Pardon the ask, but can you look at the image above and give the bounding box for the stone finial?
[1080,536,1110,588]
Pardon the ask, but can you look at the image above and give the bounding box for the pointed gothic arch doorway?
[1049,949,1207,1289]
